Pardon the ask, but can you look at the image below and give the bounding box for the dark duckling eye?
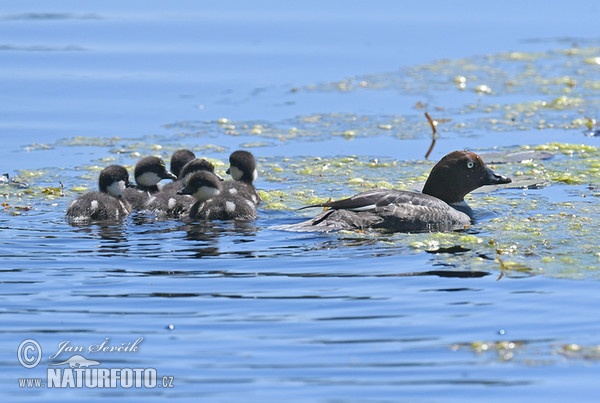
[466,161,475,169]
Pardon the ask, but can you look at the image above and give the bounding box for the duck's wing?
[374,201,471,232]
[298,189,397,212]
[373,190,451,209]
[299,189,451,211]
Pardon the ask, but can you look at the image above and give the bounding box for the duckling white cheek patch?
[106,180,127,197]
[194,186,220,201]
[136,172,162,187]
[229,166,243,180]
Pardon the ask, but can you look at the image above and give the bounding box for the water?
[2,1,600,401]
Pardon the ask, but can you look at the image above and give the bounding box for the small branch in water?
[424,112,438,159]
[496,249,506,281]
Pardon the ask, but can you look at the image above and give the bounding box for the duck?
[177,171,257,221]
[66,165,134,222]
[222,150,261,205]
[146,157,220,217]
[122,156,177,210]
[283,150,511,233]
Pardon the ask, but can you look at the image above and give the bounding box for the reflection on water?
[2,205,600,401]
[69,221,130,256]
[181,218,259,259]
[65,212,264,259]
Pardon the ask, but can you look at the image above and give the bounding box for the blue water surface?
[1,1,600,401]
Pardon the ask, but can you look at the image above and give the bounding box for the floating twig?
[496,249,506,281]
[424,112,438,159]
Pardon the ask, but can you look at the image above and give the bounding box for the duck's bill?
[162,171,178,180]
[177,186,193,195]
[483,167,512,185]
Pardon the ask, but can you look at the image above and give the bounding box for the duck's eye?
[466,161,475,169]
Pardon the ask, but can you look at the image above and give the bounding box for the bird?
[178,171,257,221]
[66,165,134,222]
[283,150,512,233]
[122,156,176,210]
[146,157,220,217]
[222,150,261,206]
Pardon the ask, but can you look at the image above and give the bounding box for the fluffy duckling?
[66,165,134,222]
[222,150,261,206]
[122,156,176,210]
[178,171,256,221]
[147,158,219,217]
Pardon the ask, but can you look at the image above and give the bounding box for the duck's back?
[221,181,261,206]
[159,180,181,195]
[122,187,153,210]
[66,191,131,222]
[189,195,257,221]
[145,184,195,218]
[372,191,471,232]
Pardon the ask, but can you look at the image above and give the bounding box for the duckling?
[222,150,261,206]
[147,158,219,217]
[178,171,256,221]
[66,165,134,222]
[122,156,176,210]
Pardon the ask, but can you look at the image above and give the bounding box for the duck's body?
[221,181,260,206]
[188,195,257,221]
[67,192,132,222]
[122,156,176,210]
[284,151,511,233]
[178,171,257,221]
[66,165,133,222]
[292,189,473,232]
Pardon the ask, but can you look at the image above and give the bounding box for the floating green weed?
[56,136,121,147]
[10,45,600,280]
